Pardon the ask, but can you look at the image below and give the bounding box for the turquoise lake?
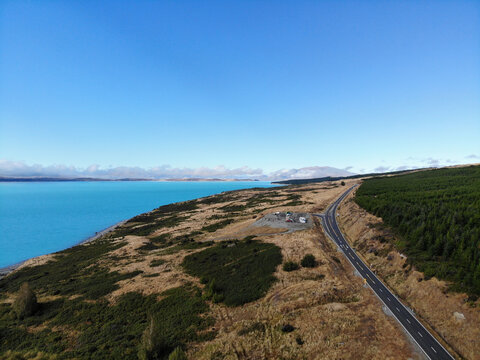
[0,181,276,268]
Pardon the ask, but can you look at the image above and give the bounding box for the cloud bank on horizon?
[0,156,478,181]
[0,160,355,181]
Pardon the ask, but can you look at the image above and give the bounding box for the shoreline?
[0,182,276,280]
[0,220,126,280]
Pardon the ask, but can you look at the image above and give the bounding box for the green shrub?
[301,254,317,268]
[168,347,188,360]
[12,283,38,319]
[1,286,213,359]
[138,316,164,360]
[136,286,214,359]
[0,239,140,300]
[201,219,234,233]
[281,324,295,333]
[182,240,282,306]
[150,259,166,267]
[243,235,257,243]
[282,261,300,272]
[219,204,248,212]
[128,201,198,225]
[115,215,189,237]
[332,256,341,264]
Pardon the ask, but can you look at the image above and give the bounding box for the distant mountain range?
[0,163,355,182]
[0,177,259,182]
[267,166,354,181]
[273,168,420,184]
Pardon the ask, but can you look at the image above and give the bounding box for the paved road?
[316,185,454,360]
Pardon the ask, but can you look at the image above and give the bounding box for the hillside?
[272,169,420,185]
[336,166,480,359]
[355,165,480,295]
[0,182,420,359]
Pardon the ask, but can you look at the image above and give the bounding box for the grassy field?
[355,165,480,295]
[0,181,426,359]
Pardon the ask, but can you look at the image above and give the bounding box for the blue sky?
[1,1,479,178]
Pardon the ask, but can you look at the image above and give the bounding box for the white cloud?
[373,166,390,173]
[466,154,480,159]
[425,157,440,167]
[266,166,354,180]
[0,160,354,181]
[370,154,480,175]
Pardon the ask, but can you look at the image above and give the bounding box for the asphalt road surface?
[316,185,455,360]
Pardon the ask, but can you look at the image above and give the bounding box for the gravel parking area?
[251,212,312,233]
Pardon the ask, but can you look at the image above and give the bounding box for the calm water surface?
[0,181,276,268]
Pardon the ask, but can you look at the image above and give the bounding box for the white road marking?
[322,188,456,360]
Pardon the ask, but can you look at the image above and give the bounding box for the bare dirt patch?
[250,212,312,233]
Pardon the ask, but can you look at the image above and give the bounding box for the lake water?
[0,181,276,268]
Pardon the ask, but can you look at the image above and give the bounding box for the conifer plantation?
[355,166,480,295]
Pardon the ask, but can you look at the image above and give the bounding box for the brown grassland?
[3,179,476,359]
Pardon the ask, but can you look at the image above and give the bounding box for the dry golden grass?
[5,181,428,359]
[183,182,420,359]
[99,181,425,358]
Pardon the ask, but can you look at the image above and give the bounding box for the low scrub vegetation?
[281,324,295,333]
[283,261,300,272]
[150,259,166,267]
[182,240,282,306]
[219,204,248,212]
[355,165,480,295]
[137,286,214,360]
[114,215,189,238]
[0,286,214,359]
[12,283,38,319]
[201,219,234,233]
[167,347,188,360]
[301,254,317,268]
[128,201,198,225]
[0,239,140,299]
[197,193,235,205]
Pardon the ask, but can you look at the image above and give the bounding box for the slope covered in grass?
[355,166,480,295]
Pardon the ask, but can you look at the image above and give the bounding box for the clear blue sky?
[1,0,479,175]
